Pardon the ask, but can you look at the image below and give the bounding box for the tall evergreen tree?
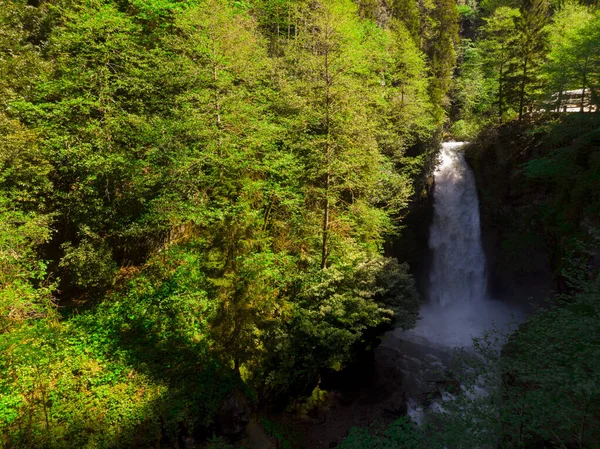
[480,6,521,117]
[281,0,389,269]
[426,0,460,123]
[376,19,434,159]
[391,0,421,42]
[513,0,550,120]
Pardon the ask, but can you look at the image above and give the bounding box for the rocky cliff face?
[464,114,600,307]
[385,134,441,300]
[466,124,554,309]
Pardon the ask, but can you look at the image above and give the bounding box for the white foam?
[408,142,521,348]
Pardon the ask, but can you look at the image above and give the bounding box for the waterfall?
[392,142,522,423]
[428,142,487,307]
[404,142,517,348]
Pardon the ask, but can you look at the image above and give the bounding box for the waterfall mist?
[408,142,519,348]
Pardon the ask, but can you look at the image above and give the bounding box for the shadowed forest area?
[0,0,599,448]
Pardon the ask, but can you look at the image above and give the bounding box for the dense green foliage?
[6,0,597,447]
[451,0,600,138]
[0,0,461,446]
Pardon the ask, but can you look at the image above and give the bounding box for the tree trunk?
[213,64,221,130]
[41,383,51,443]
[576,398,589,449]
[211,40,223,157]
[518,55,529,121]
[498,61,504,118]
[321,172,330,270]
[321,23,332,271]
[518,386,527,446]
[581,58,588,113]
[287,5,291,41]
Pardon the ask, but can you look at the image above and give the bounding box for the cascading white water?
[428,142,487,308]
[394,142,522,423]
[405,142,518,348]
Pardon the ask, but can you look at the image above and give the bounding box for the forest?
[0,0,598,448]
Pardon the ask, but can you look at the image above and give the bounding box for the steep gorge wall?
[465,115,600,307]
[385,135,440,299]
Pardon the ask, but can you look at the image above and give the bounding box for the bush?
[59,240,117,290]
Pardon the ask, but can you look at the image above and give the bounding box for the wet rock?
[216,389,251,435]
[182,435,196,449]
[383,395,408,418]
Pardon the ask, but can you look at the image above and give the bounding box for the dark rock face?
[386,175,436,300]
[463,126,555,310]
[385,135,440,300]
[181,436,196,449]
[216,389,251,436]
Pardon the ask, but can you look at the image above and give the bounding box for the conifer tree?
[166,0,297,374]
[281,0,387,269]
[391,0,421,43]
[427,0,460,123]
[513,0,550,120]
[480,6,521,117]
[376,19,434,159]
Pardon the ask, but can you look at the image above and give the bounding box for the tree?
[251,0,303,54]
[379,20,435,158]
[13,0,166,287]
[544,3,589,111]
[280,0,390,269]
[512,0,550,120]
[391,0,421,42]
[426,0,460,123]
[568,9,600,112]
[480,6,521,118]
[164,0,298,374]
